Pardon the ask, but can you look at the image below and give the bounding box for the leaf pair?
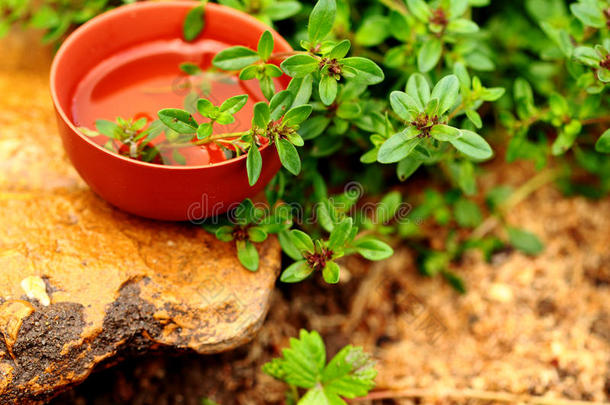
[213,30,283,100]
[158,94,248,139]
[281,52,384,106]
[262,330,377,405]
[379,73,493,164]
[205,199,292,271]
[247,100,312,185]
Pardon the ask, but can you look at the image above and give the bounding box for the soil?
[48,159,610,405]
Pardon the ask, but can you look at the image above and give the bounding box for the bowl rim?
[50,1,291,171]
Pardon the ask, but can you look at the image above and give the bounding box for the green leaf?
[283,105,313,126]
[260,75,275,99]
[285,131,304,147]
[465,109,482,128]
[264,63,283,77]
[551,120,581,156]
[95,120,119,139]
[197,122,213,139]
[271,330,326,389]
[239,65,259,80]
[322,261,340,284]
[264,1,302,20]
[337,102,361,119]
[417,38,442,73]
[406,0,432,22]
[276,138,302,175]
[421,251,449,276]
[595,129,610,153]
[41,16,70,43]
[507,227,544,256]
[425,98,439,115]
[570,0,604,28]
[308,0,337,44]
[158,109,198,134]
[236,240,259,271]
[454,198,482,228]
[378,127,421,163]
[329,39,351,59]
[29,6,60,29]
[341,57,385,84]
[430,75,459,115]
[430,124,461,141]
[215,226,235,242]
[281,54,319,78]
[279,230,303,260]
[213,46,260,70]
[287,75,314,107]
[197,98,215,117]
[183,5,204,42]
[390,91,419,121]
[215,112,235,125]
[389,11,410,41]
[447,18,479,34]
[328,217,353,249]
[456,160,477,195]
[179,62,201,75]
[247,226,268,243]
[252,102,271,128]
[172,149,187,165]
[376,191,402,223]
[299,116,331,140]
[290,229,315,253]
[397,156,422,181]
[257,30,274,61]
[322,345,377,398]
[319,75,338,105]
[406,73,430,110]
[269,90,294,120]
[598,68,610,83]
[481,87,505,102]
[280,260,315,283]
[355,16,390,46]
[220,94,248,114]
[247,143,262,186]
[574,46,601,67]
[352,237,393,260]
[442,270,466,294]
[234,199,262,224]
[450,130,493,160]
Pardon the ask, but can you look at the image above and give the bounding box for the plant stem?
[581,116,610,125]
[470,167,561,240]
[290,385,299,402]
[446,102,465,121]
[190,131,250,146]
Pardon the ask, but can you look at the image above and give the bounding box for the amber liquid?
[71,38,268,166]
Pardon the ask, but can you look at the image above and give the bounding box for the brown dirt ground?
[2,28,609,405]
[47,161,610,405]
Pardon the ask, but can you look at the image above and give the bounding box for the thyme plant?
[5,0,610,289]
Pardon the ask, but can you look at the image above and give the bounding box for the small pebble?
[488,283,514,303]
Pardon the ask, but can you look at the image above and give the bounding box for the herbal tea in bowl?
[50,1,303,221]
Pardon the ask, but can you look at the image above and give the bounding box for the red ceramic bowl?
[51,1,290,221]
